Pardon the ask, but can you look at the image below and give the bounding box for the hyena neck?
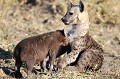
[66,10,90,38]
[72,11,90,37]
[67,20,90,38]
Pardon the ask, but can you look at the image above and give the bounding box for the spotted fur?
[58,0,103,72]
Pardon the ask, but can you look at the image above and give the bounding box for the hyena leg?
[50,53,58,72]
[25,60,35,75]
[58,49,80,69]
[48,50,57,72]
[88,49,103,71]
[15,59,23,78]
[76,49,103,72]
[40,56,49,72]
[57,39,86,69]
[15,60,22,72]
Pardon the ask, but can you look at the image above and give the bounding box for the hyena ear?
[70,2,74,7]
[79,0,84,12]
[68,2,73,10]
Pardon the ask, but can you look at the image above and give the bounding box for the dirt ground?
[0,0,120,78]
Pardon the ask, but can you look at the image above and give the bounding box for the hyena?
[14,30,68,78]
[57,0,104,72]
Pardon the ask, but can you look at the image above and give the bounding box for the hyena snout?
[61,17,66,22]
[61,17,69,25]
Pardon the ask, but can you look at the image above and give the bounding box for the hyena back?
[58,0,104,72]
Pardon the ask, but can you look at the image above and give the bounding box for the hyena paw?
[57,59,67,69]
[52,65,58,72]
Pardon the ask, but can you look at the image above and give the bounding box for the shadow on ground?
[0,48,15,78]
[0,48,13,59]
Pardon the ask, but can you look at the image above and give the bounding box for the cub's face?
[61,36,68,46]
[57,30,68,46]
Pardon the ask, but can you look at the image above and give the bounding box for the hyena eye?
[69,12,73,15]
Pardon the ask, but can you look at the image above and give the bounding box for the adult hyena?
[57,0,104,72]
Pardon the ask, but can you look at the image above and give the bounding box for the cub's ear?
[79,0,84,12]
[59,29,65,36]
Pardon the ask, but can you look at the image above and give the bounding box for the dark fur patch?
[79,0,84,12]
[14,30,68,77]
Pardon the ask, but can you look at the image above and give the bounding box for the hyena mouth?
[64,20,75,25]
[64,22,70,25]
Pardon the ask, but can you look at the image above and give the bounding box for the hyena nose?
[61,17,66,22]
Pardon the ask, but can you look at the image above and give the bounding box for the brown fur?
[14,30,68,78]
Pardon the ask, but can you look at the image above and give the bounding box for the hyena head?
[61,0,88,25]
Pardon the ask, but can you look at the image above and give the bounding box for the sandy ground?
[0,0,120,78]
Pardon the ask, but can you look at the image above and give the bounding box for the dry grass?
[0,0,120,78]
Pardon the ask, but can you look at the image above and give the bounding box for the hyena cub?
[58,0,104,72]
[14,30,68,78]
